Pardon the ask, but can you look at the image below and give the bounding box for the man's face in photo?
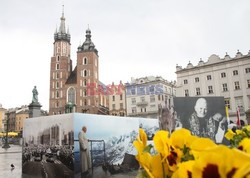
[194,98,207,118]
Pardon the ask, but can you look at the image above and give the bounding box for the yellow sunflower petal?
[172,160,195,178]
[170,128,191,149]
[139,128,148,147]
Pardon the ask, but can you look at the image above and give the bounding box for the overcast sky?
[0,0,250,111]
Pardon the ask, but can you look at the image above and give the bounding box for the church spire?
[59,5,66,34]
[54,5,70,42]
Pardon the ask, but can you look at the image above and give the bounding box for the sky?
[0,0,250,111]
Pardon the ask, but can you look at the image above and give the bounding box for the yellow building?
[15,108,29,132]
[0,104,7,132]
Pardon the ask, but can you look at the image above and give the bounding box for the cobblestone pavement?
[0,145,22,178]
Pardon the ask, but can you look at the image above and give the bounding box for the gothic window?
[84,79,87,86]
[56,63,60,70]
[56,91,60,98]
[57,56,59,62]
[67,87,76,104]
[56,72,59,79]
[84,70,87,77]
[84,57,87,65]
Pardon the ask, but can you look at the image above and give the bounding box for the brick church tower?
[49,10,109,115]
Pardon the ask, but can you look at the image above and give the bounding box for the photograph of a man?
[174,97,228,143]
[78,126,91,177]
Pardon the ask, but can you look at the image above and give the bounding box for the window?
[184,79,188,84]
[158,95,161,100]
[56,82,59,89]
[67,87,76,104]
[235,81,240,90]
[196,88,200,95]
[84,57,87,65]
[56,63,60,70]
[84,70,87,77]
[57,56,59,62]
[132,107,137,113]
[207,75,212,80]
[235,97,244,109]
[56,72,59,79]
[131,98,136,105]
[84,79,87,86]
[56,91,60,98]
[184,89,189,97]
[225,98,230,109]
[120,103,123,109]
[246,68,250,73]
[221,72,226,78]
[84,89,87,97]
[120,95,122,100]
[112,104,115,110]
[233,70,238,76]
[150,95,155,102]
[144,108,146,112]
[195,77,199,82]
[208,86,213,94]
[141,97,145,102]
[112,96,115,101]
[222,83,228,92]
[247,80,250,88]
[84,99,87,106]
[162,95,164,100]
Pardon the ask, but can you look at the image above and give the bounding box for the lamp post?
[2,111,10,148]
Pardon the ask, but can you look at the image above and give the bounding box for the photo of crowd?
[22,114,74,178]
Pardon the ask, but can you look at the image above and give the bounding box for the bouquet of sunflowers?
[133,126,250,178]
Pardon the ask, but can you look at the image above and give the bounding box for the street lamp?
[2,111,10,149]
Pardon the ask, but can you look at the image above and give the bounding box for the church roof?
[66,66,77,84]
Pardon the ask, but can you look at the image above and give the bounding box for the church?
[49,10,109,115]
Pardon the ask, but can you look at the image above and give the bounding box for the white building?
[176,50,250,125]
[126,76,176,119]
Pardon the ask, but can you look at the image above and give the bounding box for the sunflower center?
[202,164,220,178]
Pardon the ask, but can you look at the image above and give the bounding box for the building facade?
[108,81,126,116]
[49,11,108,115]
[126,76,176,119]
[176,50,250,125]
[15,107,29,132]
[0,104,6,132]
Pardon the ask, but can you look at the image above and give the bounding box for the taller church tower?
[49,9,72,115]
[49,9,109,115]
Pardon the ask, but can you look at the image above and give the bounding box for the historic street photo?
[22,114,74,178]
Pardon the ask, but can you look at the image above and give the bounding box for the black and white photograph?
[74,113,145,178]
[22,114,74,178]
[174,97,228,143]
